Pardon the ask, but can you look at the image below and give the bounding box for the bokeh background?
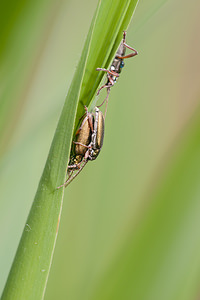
[1,0,200,299]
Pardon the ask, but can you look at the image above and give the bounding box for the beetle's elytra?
[75,113,92,156]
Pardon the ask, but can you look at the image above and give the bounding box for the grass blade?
[1,0,140,299]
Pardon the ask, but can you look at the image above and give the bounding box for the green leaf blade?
[1,0,140,299]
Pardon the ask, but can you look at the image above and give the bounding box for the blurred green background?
[1,0,200,299]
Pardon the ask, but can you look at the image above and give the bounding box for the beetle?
[96,31,138,115]
[57,106,105,188]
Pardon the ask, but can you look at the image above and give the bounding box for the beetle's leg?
[76,107,93,134]
[96,69,117,95]
[68,163,80,169]
[96,72,113,115]
[73,141,91,149]
[65,169,73,183]
[66,168,75,182]
[116,51,138,60]
[116,46,138,59]
[57,151,90,189]
[97,87,110,119]
[103,87,111,119]
[122,30,127,42]
[65,148,90,187]
[96,68,119,78]
[57,159,88,189]
[96,83,109,95]
[76,117,88,135]
[87,111,94,132]
[67,153,87,172]
[97,87,110,108]
[116,30,138,60]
